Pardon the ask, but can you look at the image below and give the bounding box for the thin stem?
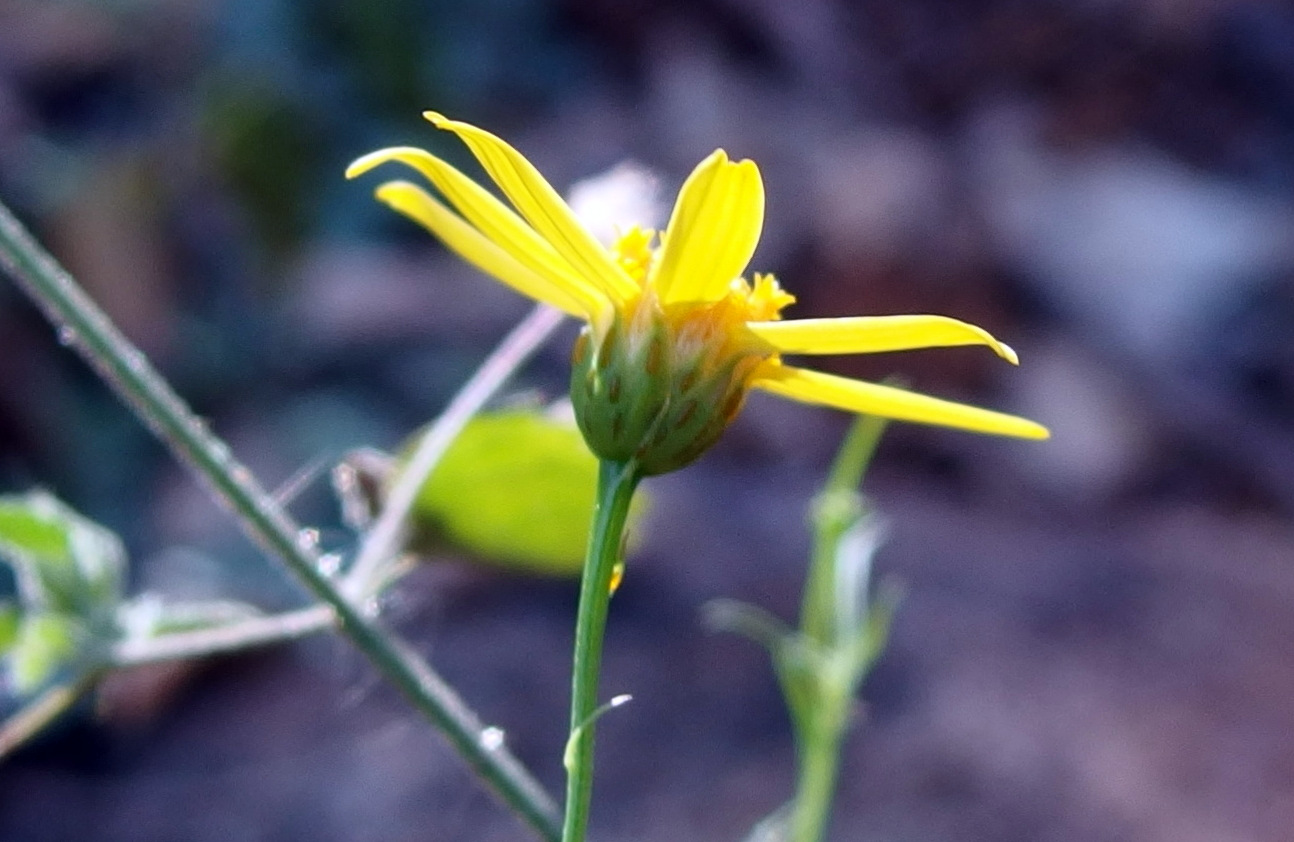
[562,459,641,842]
[4,607,341,752]
[0,201,561,842]
[344,303,564,598]
[790,414,888,842]
[0,672,98,760]
[110,605,337,666]
[801,414,886,646]
[789,717,847,842]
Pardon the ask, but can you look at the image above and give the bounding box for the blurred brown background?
[2,0,1294,840]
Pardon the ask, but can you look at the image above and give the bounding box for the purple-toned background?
[2,1,1294,839]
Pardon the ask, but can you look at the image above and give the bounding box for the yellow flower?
[348,112,1048,474]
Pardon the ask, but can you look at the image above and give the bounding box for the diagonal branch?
[344,302,564,597]
[0,201,561,841]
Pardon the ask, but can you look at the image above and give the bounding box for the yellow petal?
[373,181,596,318]
[748,315,1019,363]
[752,363,1050,440]
[348,146,606,312]
[652,150,765,304]
[422,112,638,305]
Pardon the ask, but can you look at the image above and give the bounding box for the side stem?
[792,414,887,842]
[343,303,563,598]
[789,707,848,842]
[562,459,641,842]
[801,414,886,645]
[0,672,99,760]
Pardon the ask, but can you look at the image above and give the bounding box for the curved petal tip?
[345,150,387,180]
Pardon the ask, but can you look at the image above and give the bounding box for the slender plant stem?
[800,414,886,646]
[344,303,564,598]
[791,414,888,842]
[0,201,562,842]
[0,671,98,760]
[110,605,337,666]
[562,459,641,842]
[790,717,847,842]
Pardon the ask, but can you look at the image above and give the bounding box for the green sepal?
[570,295,761,476]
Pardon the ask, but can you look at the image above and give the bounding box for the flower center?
[612,227,656,287]
[609,228,796,323]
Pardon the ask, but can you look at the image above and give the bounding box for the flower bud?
[570,291,768,476]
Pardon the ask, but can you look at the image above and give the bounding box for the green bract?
[570,292,761,476]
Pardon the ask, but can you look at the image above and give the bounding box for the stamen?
[611,227,657,286]
[744,273,796,321]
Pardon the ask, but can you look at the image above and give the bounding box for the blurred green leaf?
[845,581,901,685]
[702,599,793,654]
[407,410,643,576]
[0,601,17,655]
[0,498,71,562]
[0,491,125,621]
[8,613,81,695]
[202,82,321,260]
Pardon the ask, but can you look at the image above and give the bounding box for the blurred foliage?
[203,82,323,261]
[709,416,899,842]
[411,410,594,575]
[0,491,124,694]
[0,602,16,654]
[303,0,430,118]
[0,492,124,628]
[7,613,80,695]
[395,409,645,576]
[0,491,264,702]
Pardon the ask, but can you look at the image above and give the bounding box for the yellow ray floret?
[651,150,765,306]
[753,363,1049,440]
[422,112,638,306]
[371,181,594,318]
[347,113,1049,471]
[748,315,1019,363]
[348,147,606,314]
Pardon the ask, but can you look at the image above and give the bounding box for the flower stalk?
[788,415,894,842]
[801,413,887,647]
[563,458,642,842]
[706,416,897,842]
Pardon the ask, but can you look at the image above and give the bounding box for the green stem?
[790,716,847,842]
[343,303,564,598]
[801,414,886,646]
[0,202,561,842]
[0,671,99,760]
[110,605,338,666]
[791,414,887,842]
[562,459,641,842]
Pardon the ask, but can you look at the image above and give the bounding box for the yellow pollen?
[612,227,656,286]
[733,273,795,322]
